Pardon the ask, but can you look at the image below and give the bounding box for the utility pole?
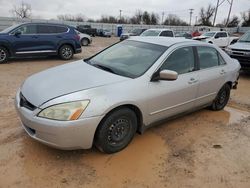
[213,0,220,26]
[189,9,194,26]
[225,0,234,27]
[119,10,122,22]
[161,12,165,25]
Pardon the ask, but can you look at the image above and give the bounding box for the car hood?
[21,60,129,107]
[229,42,250,50]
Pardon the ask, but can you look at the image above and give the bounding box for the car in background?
[175,32,192,39]
[16,37,240,153]
[120,28,147,41]
[193,31,239,48]
[76,25,97,37]
[0,22,82,64]
[97,29,112,37]
[75,30,92,46]
[225,31,250,70]
[140,29,175,37]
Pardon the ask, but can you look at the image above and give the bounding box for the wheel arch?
[94,104,144,139]
[58,43,75,53]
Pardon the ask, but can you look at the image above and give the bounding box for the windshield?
[239,32,250,42]
[202,32,216,37]
[86,40,167,78]
[140,30,161,36]
[0,24,20,33]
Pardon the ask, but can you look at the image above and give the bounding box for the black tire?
[0,46,9,64]
[59,45,74,60]
[95,108,137,154]
[210,84,231,111]
[81,38,89,46]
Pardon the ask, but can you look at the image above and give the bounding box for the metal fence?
[0,16,249,35]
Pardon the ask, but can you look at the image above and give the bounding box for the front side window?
[160,31,174,37]
[87,40,167,78]
[14,24,37,34]
[141,30,161,36]
[161,47,195,74]
[197,46,219,69]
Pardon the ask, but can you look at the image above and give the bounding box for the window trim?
[152,45,198,78]
[9,23,70,36]
[195,46,227,71]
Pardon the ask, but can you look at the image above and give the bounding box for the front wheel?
[0,47,9,64]
[59,45,73,60]
[95,108,137,154]
[210,84,231,111]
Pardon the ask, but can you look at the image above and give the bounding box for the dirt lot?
[0,37,250,188]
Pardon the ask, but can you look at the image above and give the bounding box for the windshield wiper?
[92,63,118,75]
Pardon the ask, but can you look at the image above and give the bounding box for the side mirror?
[159,70,178,80]
[14,31,21,36]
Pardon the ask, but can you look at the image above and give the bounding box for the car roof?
[20,22,70,27]
[146,28,173,31]
[128,36,203,47]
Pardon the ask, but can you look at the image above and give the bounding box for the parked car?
[97,29,112,37]
[75,30,92,46]
[120,28,147,41]
[225,30,250,69]
[140,29,175,37]
[15,37,240,153]
[0,23,82,64]
[76,25,97,37]
[175,32,192,39]
[193,31,239,48]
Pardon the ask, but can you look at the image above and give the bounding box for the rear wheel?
[0,47,9,64]
[210,84,231,111]
[59,45,73,60]
[95,108,137,154]
[81,38,89,46]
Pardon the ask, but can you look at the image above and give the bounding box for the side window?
[37,25,57,34]
[56,26,68,33]
[160,31,174,37]
[220,32,227,37]
[197,46,219,69]
[161,47,195,74]
[218,54,227,65]
[215,33,220,38]
[14,25,37,34]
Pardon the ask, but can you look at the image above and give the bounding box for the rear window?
[197,46,219,69]
[37,25,68,34]
[160,31,174,37]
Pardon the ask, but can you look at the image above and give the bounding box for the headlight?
[38,100,90,121]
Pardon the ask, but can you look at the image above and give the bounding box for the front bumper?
[15,92,103,150]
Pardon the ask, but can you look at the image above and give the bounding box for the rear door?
[214,32,228,47]
[37,25,68,52]
[195,46,227,107]
[147,46,199,124]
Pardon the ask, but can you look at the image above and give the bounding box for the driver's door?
[146,46,199,125]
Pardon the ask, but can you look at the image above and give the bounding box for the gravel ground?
[0,37,250,188]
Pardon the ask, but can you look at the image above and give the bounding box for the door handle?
[188,78,198,84]
[32,36,38,39]
[56,35,62,38]
[220,69,226,75]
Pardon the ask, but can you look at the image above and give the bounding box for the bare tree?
[241,10,250,26]
[57,14,86,22]
[11,1,32,19]
[198,4,215,26]
[129,10,143,24]
[163,14,188,26]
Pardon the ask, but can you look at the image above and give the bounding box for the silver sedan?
[15,37,240,153]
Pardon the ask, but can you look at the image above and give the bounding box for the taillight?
[74,35,80,41]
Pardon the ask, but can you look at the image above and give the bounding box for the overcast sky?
[0,0,249,24]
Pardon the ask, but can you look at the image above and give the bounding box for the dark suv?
[0,23,82,63]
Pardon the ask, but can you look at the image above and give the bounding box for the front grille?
[231,48,250,53]
[20,93,37,111]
